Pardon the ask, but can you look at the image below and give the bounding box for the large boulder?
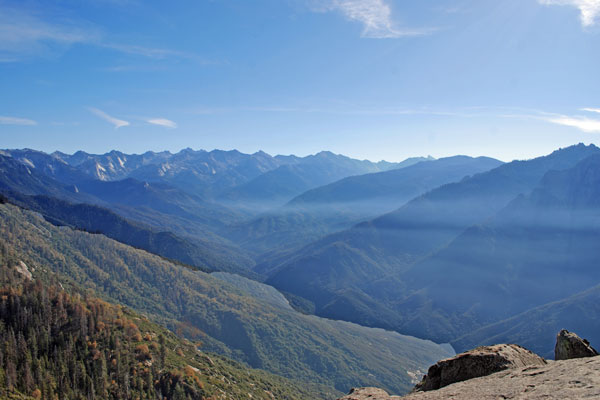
[555,329,598,360]
[413,344,546,392]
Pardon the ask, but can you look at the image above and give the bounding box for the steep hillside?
[211,272,294,310]
[0,203,453,395]
[0,255,327,399]
[452,285,600,359]
[396,153,600,343]
[261,144,600,337]
[1,192,255,275]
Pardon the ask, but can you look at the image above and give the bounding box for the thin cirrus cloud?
[88,107,130,129]
[0,116,37,126]
[581,107,600,113]
[100,43,212,63]
[545,109,600,133]
[310,0,434,38]
[0,4,203,63]
[0,6,99,62]
[538,0,600,27]
[147,118,177,129]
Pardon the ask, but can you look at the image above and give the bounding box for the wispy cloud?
[88,107,129,129]
[538,0,600,27]
[147,118,177,128]
[310,0,434,38]
[190,104,487,117]
[0,4,206,63]
[0,116,37,126]
[189,103,600,134]
[505,106,600,133]
[546,115,600,132]
[582,107,600,113]
[0,6,98,61]
[100,43,210,63]
[540,107,600,133]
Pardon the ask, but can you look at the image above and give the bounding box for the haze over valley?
[2,0,600,399]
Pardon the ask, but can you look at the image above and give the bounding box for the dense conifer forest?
[0,243,328,399]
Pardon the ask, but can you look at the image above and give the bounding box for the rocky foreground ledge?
[339,330,600,400]
[343,357,600,399]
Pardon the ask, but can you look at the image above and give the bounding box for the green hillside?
[0,202,452,396]
[0,257,326,399]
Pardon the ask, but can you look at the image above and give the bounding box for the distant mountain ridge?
[219,151,423,211]
[53,149,172,181]
[227,155,502,257]
[288,155,479,208]
[35,148,409,202]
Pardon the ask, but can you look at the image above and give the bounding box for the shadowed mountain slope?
[261,144,600,340]
[1,192,254,274]
[451,284,600,359]
[0,154,255,274]
[396,153,600,343]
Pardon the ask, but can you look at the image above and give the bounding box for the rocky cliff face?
[555,329,598,361]
[339,330,600,400]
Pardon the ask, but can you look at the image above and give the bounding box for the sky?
[1,0,600,162]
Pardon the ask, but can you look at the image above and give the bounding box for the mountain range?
[2,143,600,398]
[261,144,600,347]
[230,155,502,256]
[219,153,431,212]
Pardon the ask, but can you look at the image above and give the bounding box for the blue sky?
[1,0,599,162]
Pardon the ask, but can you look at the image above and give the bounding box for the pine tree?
[159,335,166,370]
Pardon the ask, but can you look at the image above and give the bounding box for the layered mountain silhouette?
[396,153,600,343]
[262,144,600,343]
[220,152,428,211]
[231,156,502,256]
